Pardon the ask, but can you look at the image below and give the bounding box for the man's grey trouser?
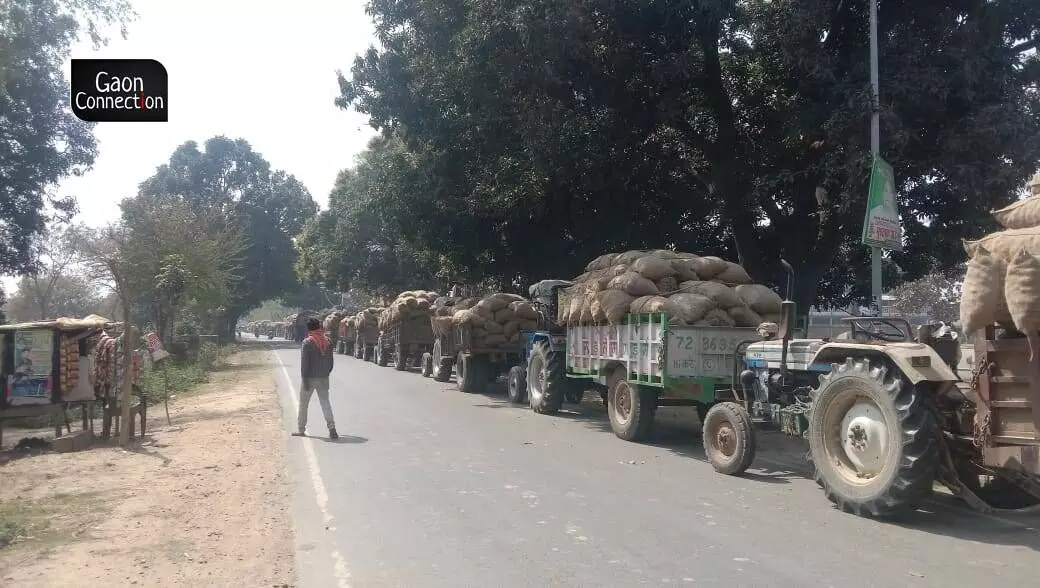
[298,377,335,432]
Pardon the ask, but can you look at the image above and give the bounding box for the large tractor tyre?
[457,353,487,393]
[394,343,408,371]
[702,402,756,475]
[527,341,566,415]
[808,357,940,518]
[421,353,434,378]
[608,380,657,442]
[507,365,528,404]
[432,339,453,382]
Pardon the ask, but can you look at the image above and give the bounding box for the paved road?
[266,340,1040,588]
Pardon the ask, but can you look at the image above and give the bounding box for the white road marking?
[277,357,353,588]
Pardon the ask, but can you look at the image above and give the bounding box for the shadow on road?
[319,434,368,445]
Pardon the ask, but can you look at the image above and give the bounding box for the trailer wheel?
[507,366,527,404]
[808,357,939,518]
[702,402,756,475]
[608,380,656,441]
[528,340,565,415]
[394,343,408,371]
[421,353,434,378]
[364,345,374,362]
[458,353,486,393]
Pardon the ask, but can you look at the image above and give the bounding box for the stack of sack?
[354,307,383,338]
[378,290,440,330]
[431,295,479,336]
[439,293,541,348]
[960,195,1040,344]
[559,249,784,327]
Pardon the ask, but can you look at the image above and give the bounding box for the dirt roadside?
[0,348,295,587]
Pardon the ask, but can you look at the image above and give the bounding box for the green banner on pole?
[861,155,903,251]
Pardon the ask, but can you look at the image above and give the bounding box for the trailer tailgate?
[665,326,758,380]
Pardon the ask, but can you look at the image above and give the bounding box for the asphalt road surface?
[264,339,1040,588]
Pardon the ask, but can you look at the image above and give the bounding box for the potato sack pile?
[559,249,784,327]
[430,293,540,348]
[378,290,440,330]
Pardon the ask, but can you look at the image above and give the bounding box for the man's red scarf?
[307,329,330,355]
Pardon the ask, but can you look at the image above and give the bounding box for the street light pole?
[869,0,883,313]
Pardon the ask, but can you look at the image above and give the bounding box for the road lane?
[271,343,1040,587]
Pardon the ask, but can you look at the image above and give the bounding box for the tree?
[887,271,963,324]
[132,137,318,339]
[118,196,246,343]
[0,0,133,276]
[3,274,99,322]
[337,0,1040,309]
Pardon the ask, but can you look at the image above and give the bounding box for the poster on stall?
[6,329,55,406]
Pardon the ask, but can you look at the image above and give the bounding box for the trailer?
[354,324,377,362]
[376,315,435,371]
[422,323,525,393]
[337,318,356,356]
[536,313,757,441]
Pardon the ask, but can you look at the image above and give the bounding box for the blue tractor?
[506,280,588,413]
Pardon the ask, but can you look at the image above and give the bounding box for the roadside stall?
[0,315,142,447]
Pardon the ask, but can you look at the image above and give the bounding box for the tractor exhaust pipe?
[778,260,796,386]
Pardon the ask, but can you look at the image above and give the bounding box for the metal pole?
[869,0,882,314]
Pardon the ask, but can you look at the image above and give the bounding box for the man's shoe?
[328,427,339,440]
[292,430,306,437]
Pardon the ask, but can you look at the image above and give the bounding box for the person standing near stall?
[292,317,338,439]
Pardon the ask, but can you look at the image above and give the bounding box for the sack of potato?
[430,295,479,335]
[450,293,541,348]
[960,202,1040,338]
[355,307,383,338]
[379,290,440,329]
[559,249,783,328]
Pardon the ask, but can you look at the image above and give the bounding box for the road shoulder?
[0,348,295,587]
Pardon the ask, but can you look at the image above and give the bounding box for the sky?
[2,0,379,294]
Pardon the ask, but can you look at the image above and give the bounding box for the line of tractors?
[272,270,1040,521]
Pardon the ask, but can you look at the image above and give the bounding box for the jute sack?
[678,281,743,309]
[630,295,668,314]
[667,293,716,323]
[630,255,677,281]
[729,305,764,327]
[960,248,1011,336]
[733,284,784,314]
[592,289,635,325]
[649,249,681,260]
[714,262,754,285]
[690,256,729,279]
[608,272,660,297]
[655,276,679,295]
[615,250,648,265]
[509,300,539,320]
[695,308,737,327]
[963,227,1040,260]
[992,196,1040,230]
[669,258,701,281]
[1005,250,1040,333]
[585,252,620,271]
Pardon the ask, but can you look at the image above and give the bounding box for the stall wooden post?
[118,324,136,447]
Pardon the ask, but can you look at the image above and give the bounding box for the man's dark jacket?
[301,336,334,379]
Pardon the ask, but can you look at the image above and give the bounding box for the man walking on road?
[293,317,338,439]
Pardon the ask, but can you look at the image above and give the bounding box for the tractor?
[718,261,1040,517]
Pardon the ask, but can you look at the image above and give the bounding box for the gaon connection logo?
[71,59,169,122]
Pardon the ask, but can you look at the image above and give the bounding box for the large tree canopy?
[315,0,1039,310]
[129,136,318,338]
[0,0,132,278]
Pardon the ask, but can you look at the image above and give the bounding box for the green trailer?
[558,312,759,443]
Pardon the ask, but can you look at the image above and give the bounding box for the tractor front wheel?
[507,365,527,404]
[702,402,756,475]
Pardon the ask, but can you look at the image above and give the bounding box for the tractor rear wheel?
[394,343,408,371]
[528,341,565,415]
[458,353,486,393]
[808,357,939,518]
